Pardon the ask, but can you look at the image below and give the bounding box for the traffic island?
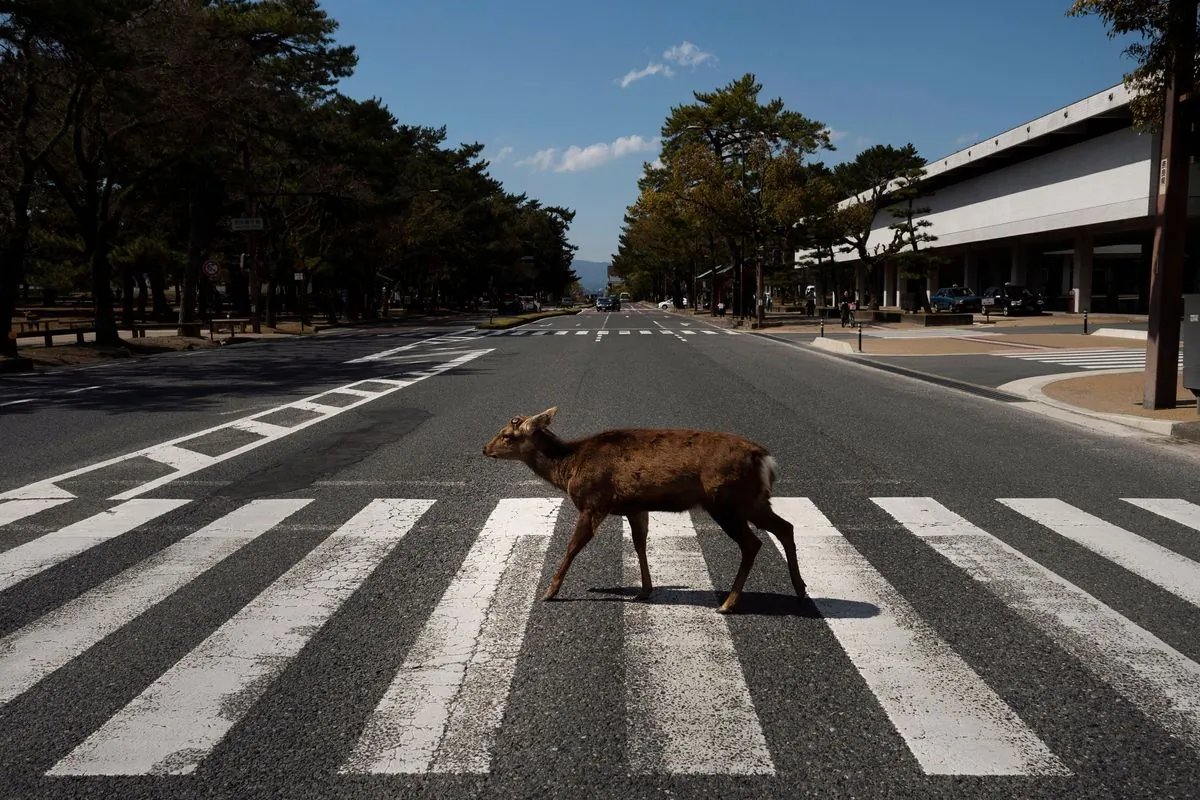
[475,309,581,330]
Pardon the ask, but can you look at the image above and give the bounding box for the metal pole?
[819,317,824,338]
[1083,309,1089,335]
[858,321,863,352]
[1145,0,1199,409]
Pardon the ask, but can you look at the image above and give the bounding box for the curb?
[475,309,581,331]
[810,337,854,355]
[997,369,1200,440]
[1090,328,1147,341]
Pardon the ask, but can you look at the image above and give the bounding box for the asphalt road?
[1,305,1199,799]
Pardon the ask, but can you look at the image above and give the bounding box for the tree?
[1066,0,1195,131]
[656,73,834,325]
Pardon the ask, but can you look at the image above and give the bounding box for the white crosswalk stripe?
[993,347,1183,370]
[0,491,1198,783]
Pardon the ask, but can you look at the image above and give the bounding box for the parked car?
[595,296,620,312]
[658,299,672,309]
[930,285,983,313]
[981,284,1044,315]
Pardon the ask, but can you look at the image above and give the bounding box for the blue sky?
[325,0,1137,263]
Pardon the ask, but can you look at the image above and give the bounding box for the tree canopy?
[0,0,578,354]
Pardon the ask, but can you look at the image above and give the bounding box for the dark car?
[930,285,983,313]
[595,296,620,312]
[981,284,1044,316]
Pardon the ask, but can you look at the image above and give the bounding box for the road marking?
[622,512,774,775]
[0,499,190,593]
[575,330,587,335]
[343,328,477,362]
[770,498,1066,776]
[0,349,492,502]
[0,499,311,706]
[0,398,34,407]
[640,330,652,334]
[0,498,71,527]
[555,331,569,335]
[49,498,434,776]
[874,496,1200,754]
[1123,498,1200,531]
[619,330,631,335]
[65,385,101,394]
[1000,498,1200,608]
[342,498,562,774]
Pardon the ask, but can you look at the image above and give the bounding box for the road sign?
[230,217,264,231]
[202,261,219,278]
[293,272,304,281]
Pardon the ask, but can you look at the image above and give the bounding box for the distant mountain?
[570,259,611,293]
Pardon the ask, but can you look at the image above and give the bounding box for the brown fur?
[482,407,807,613]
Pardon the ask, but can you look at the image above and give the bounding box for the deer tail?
[758,454,779,497]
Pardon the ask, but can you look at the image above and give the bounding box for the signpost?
[202,261,219,279]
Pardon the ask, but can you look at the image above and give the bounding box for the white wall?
[825,128,1159,263]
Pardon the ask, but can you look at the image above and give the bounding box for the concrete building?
[797,82,1200,313]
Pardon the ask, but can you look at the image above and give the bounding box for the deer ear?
[524,406,558,431]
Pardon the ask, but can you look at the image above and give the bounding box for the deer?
[482,406,807,614]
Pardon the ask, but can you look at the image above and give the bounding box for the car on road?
[658,300,672,309]
[595,296,620,312]
[930,286,982,313]
[981,283,1044,316]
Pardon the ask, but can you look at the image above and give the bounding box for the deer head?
[482,407,558,459]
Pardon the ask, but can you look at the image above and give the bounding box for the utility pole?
[1145,0,1199,409]
[755,243,765,328]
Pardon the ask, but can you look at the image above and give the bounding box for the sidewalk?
[745,314,1200,442]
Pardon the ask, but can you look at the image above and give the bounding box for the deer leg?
[748,502,807,598]
[627,510,652,600]
[711,512,761,614]
[543,510,604,601]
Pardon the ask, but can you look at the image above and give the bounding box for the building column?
[925,273,937,307]
[1010,243,1029,286]
[884,262,897,307]
[1060,255,1073,296]
[964,250,979,291]
[855,263,866,304]
[1073,233,1093,313]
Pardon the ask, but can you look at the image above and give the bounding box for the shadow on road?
[579,585,880,618]
[0,342,493,418]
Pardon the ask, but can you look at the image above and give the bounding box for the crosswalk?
[480,328,737,339]
[993,347,1183,370]
[1,490,1199,785]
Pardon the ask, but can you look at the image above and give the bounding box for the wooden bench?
[208,317,251,338]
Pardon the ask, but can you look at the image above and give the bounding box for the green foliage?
[0,0,576,348]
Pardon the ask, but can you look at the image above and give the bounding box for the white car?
[658,300,672,310]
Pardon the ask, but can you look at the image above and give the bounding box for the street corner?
[999,369,1200,439]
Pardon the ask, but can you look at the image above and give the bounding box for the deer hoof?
[715,602,736,614]
[542,586,559,601]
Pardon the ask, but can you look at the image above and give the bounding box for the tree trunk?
[91,239,121,346]
[265,278,278,327]
[149,264,170,320]
[0,241,22,358]
[121,262,135,327]
[135,270,149,321]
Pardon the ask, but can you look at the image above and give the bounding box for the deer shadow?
[573,585,880,618]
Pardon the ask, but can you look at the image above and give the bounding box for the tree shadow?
[0,340,495,418]
[572,585,880,618]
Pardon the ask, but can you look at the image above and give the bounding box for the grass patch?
[476,308,581,330]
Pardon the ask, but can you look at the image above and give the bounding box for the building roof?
[835,82,1135,209]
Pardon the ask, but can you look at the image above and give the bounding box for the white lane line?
[0,349,492,503]
[999,498,1200,608]
[343,329,477,363]
[875,496,1200,754]
[0,500,190,593]
[770,498,1066,776]
[619,330,631,335]
[575,330,587,335]
[0,499,311,706]
[640,330,652,334]
[342,498,562,775]
[0,399,34,407]
[65,385,102,395]
[229,419,292,438]
[555,331,569,336]
[1122,498,1200,532]
[49,498,434,776]
[0,498,71,528]
[622,512,774,775]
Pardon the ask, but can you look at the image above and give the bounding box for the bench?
[208,317,250,338]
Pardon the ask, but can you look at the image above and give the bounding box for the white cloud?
[517,135,662,173]
[515,148,559,170]
[620,62,675,88]
[663,41,714,68]
[824,127,849,143]
[650,156,665,170]
[617,40,715,88]
[494,146,514,162]
[854,135,873,148]
[954,131,980,147]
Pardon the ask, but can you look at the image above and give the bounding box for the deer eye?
[510,417,522,426]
